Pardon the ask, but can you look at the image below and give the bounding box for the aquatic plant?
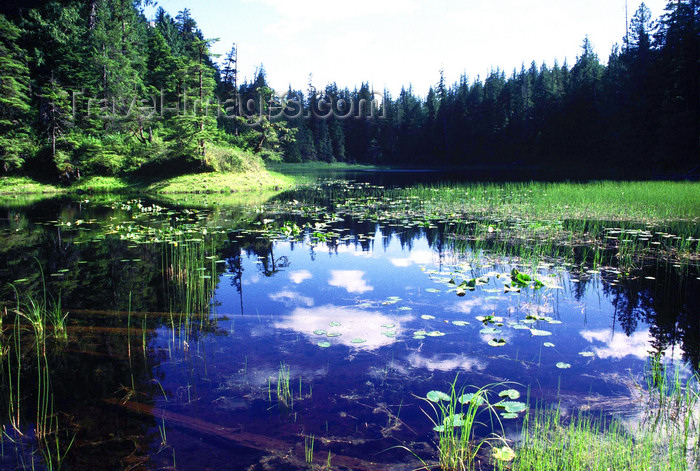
[277,362,293,408]
[304,434,315,467]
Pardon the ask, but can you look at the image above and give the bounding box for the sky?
[146,0,669,97]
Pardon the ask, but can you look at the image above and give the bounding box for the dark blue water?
[0,190,697,470]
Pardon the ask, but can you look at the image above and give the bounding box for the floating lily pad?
[426,390,451,403]
[556,362,571,369]
[426,331,445,337]
[458,393,484,406]
[381,332,396,338]
[326,332,342,337]
[350,338,367,344]
[317,341,331,348]
[499,389,521,400]
[398,307,413,311]
[530,328,552,336]
[492,445,516,461]
[512,324,530,330]
[425,288,440,293]
[329,321,341,327]
[421,315,436,320]
[381,323,396,329]
[579,351,595,357]
[442,413,465,427]
[413,335,426,340]
[313,329,327,335]
[488,338,507,347]
[500,401,528,413]
[543,342,555,347]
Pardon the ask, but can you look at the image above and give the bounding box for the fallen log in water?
[103,398,386,470]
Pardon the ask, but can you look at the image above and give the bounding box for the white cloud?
[289,270,313,284]
[274,304,409,350]
[581,329,653,360]
[269,290,315,307]
[390,249,436,267]
[406,352,487,373]
[328,270,373,294]
[450,297,498,316]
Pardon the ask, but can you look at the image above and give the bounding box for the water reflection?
[0,195,698,469]
[274,305,409,350]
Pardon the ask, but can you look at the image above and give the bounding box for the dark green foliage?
[0,14,33,172]
[0,1,697,178]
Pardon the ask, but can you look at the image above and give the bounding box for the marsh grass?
[277,362,293,408]
[508,361,700,471]
[304,434,315,467]
[268,180,700,272]
[400,378,513,471]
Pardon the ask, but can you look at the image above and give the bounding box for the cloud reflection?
[328,270,373,294]
[289,270,312,284]
[275,304,407,350]
[580,329,653,360]
[390,249,435,267]
[269,290,315,307]
[406,352,487,372]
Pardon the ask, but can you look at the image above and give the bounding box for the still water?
[0,179,697,470]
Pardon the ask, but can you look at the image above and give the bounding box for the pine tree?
[0,14,32,172]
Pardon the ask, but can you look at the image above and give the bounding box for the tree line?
[0,1,697,180]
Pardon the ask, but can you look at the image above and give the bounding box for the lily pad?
[556,362,571,369]
[579,351,595,357]
[381,332,396,338]
[488,338,507,347]
[492,446,516,461]
[350,338,367,344]
[426,390,451,403]
[317,341,331,348]
[500,401,527,413]
[425,288,441,293]
[426,331,445,337]
[543,342,555,347]
[329,321,341,327]
[530,328,552,336]
[500,412,519,420]
[498,389,521,400]
[381,323,396,329]
[458,393,485,406]
[443,413,465,427]
[313,329,327,335]
[326,332,342,337]
[421,315,436,320]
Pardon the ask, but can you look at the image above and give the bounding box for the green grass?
[268,161,389,173]
[507,362,700,471]
[277,362,293,408]
[146,170,294,194]
[0,177,63,195]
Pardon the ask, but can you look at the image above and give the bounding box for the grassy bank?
[267,162,388,173]
[0,169,295,197]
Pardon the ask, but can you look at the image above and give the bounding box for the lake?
[0,175,698,470]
